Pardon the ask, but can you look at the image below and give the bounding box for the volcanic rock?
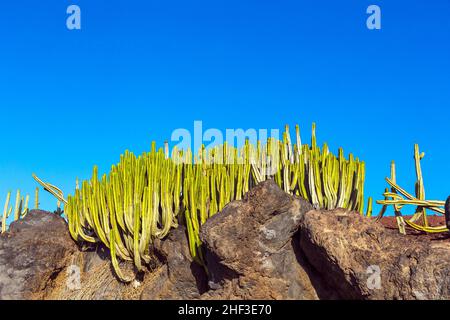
[298,208,450,300]
[1,183,449,300]
[0,210,78,300]
[200,179,320,300]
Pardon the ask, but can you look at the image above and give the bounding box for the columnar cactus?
[445,197,450,230]
[377,144,447,234]
[35,187,39,210]
[34,123,370,281]
[1,190,30,233]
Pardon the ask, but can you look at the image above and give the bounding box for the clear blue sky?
[0,0,449,215]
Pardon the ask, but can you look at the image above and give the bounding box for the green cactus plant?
[1,191,11,233]
[33,123,371,282]
[35,187,39,210]
[376,144,447,234]
[1,190,31,233]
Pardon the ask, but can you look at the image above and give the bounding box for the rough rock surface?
[0,210,78,300]
[49,226,206,300]
[48,244,133,300]
[200,180,320,300]
[298,208,450,300]
[1,184,449,300]
[140,227,208,300]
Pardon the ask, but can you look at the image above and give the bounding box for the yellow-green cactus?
[377,144,447,234]
[34,123,370,282]
[1,190,31,233]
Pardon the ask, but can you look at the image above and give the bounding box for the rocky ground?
[0,180,449,300]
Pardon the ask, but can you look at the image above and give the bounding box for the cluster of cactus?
[275,124,369,212]
[1,188,39,233]
[34,123,371,282]
[65,147,183,281]
[376,144,447,234]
